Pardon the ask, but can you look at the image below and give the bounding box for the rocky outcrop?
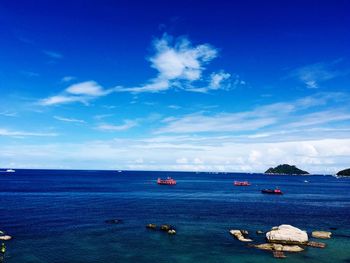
[160,224,171,231]
[336,168,350,176]
[266,225,308,245]
[312,231,332,239]
[229,230,253,242]
[0,235,12,241]
[265,164,309,175]
[253,243,304,252]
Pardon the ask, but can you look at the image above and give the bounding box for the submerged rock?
[146,223,157,230]
[253,243,304,252]
[229,230,253,242]
[307,241,326,248]
[312,231,332,239]
[105,219,122,224]
[266,225,308,245]
[256,230,264,235]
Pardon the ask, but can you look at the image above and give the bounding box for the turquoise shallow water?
[0,169,350,262]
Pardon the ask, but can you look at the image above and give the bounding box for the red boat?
[157,177,176,185]
[234,181,251,186]
[261,188,283,195]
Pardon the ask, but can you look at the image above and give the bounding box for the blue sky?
[0,0,350,173]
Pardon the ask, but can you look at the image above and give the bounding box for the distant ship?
[0,169,15,173]
[234,181,251,186]
[157,177,176,185]
[261,188,283,195]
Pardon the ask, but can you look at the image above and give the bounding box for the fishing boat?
[157,177,176,185]
[261,188,283,195]
[234,181,251,186]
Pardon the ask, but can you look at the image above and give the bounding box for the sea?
[0,169,349,263]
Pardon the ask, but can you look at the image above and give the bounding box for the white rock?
[229,230,253,242]
[266,225,308,244]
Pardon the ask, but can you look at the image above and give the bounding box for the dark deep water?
[0,169,349,262]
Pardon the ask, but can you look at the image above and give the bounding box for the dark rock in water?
[160,224,172,231]
[329,227,338,230]
[265,164,309,175]
[256,230,264,235]
[146,223,157,230]
[105,219,122,224]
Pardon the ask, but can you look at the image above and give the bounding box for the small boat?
[157,177,176,185]
[261,188,283,195]
[234,181,251,186]
[0,169,15,173]
[304,180,309,183]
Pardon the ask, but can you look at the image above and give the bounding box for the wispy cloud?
[96,120,137,131]
[39,81,113,106]
[54,116,85,123]
[38,34,241,105]
[61,76,76,82]
[156,92,349,134]
[289,60,348,89]
[43,50,63,59]
[0,128,58,137]
[0,111,17,117]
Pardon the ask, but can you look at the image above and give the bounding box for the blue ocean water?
[0,169,350,263]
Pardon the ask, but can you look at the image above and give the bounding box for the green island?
[265,164,309,175]
[336,168,350,176]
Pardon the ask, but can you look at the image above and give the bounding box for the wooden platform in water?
[307,241,326,248]
[273,251,286,258]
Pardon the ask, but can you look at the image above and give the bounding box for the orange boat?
[234,181,251,186]
[157,177,176,185]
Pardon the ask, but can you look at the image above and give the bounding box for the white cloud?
[54,116,85,123]
[156,92,350,134]
[39,34,239,105]
[39,81,112,106]
[39,95,87,106]
[61,76,76,82]
[114,34,237,93]
[209,71,231,90]
[96,120,137,131]
[66,81,108,96]
[1,137,350,174]
[0,128,57,137]
[0,111,17,117]
[150,35,217,81]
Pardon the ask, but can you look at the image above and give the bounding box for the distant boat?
[157,177,176,185]
[304,180,309,183]
[0,169,15,174]
[261,188,283,195]
[234,181,251,186]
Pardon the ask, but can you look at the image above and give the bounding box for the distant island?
[336,168,350,176]
[265,164,309,175]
